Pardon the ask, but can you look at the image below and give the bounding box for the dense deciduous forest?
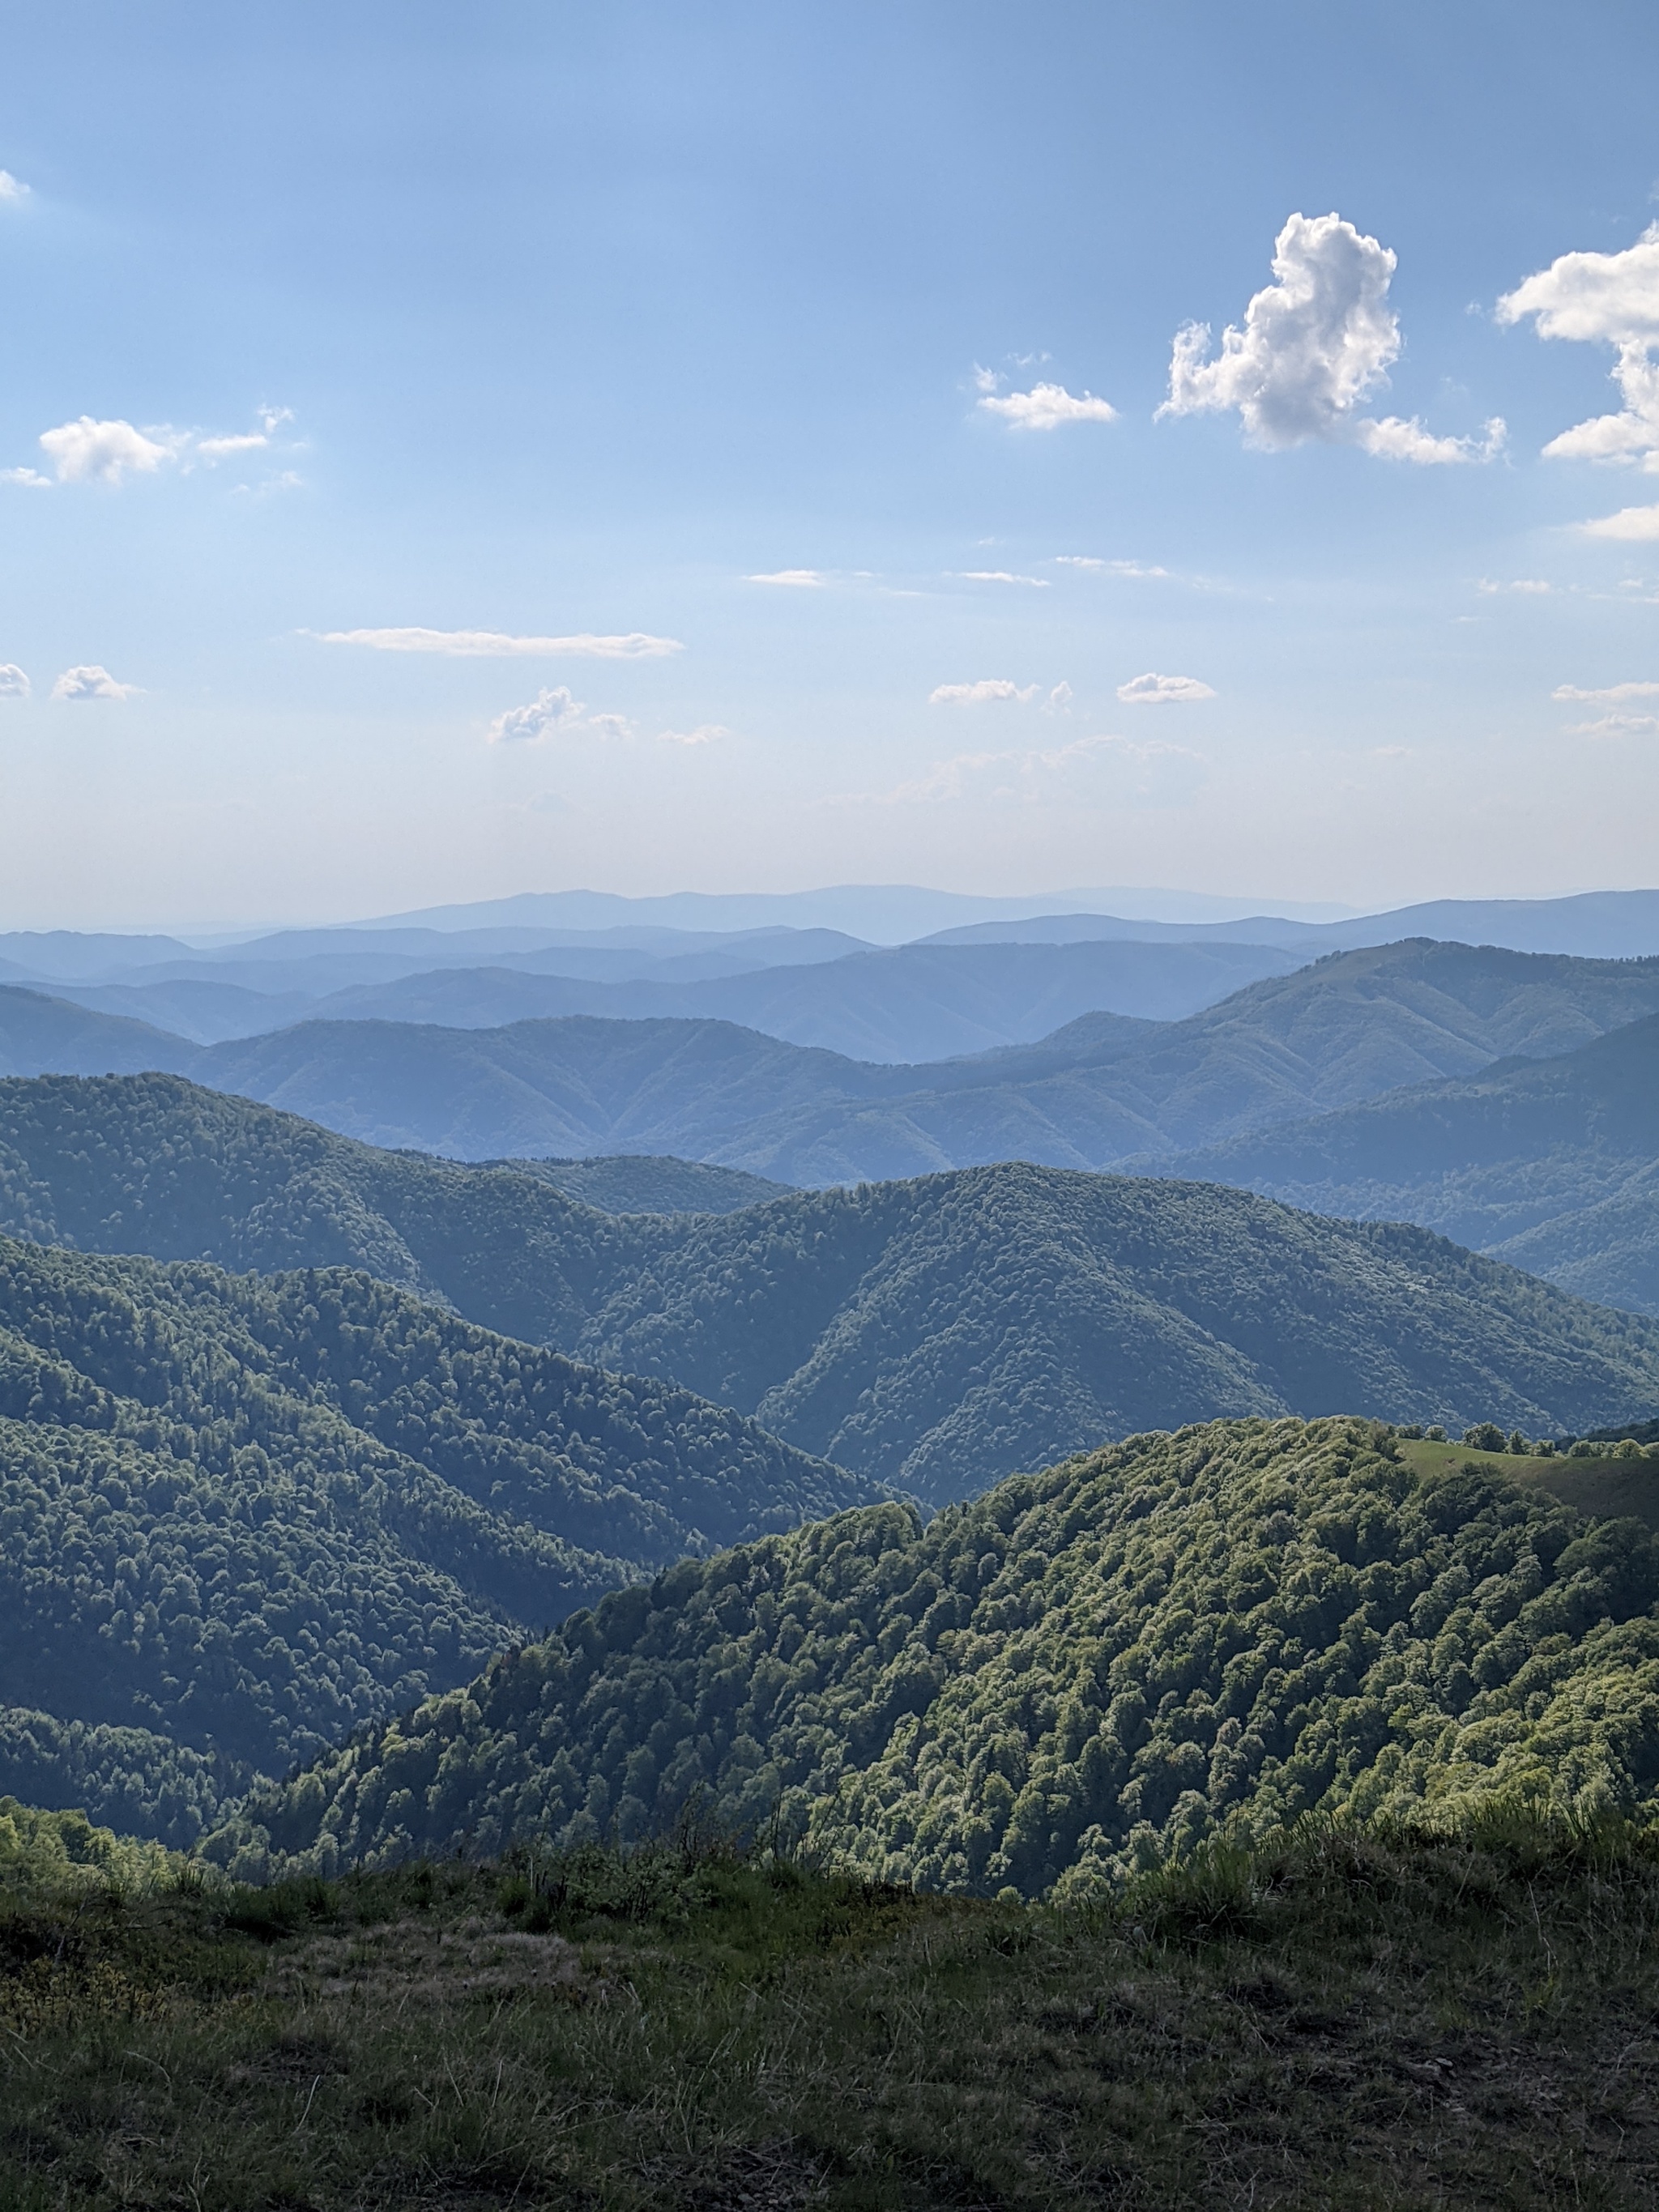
[215,1415,1659,1894]
[0,1234,870,1839]
[9,1075,1659,1499]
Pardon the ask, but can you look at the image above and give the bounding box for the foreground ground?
[2,1813,1657,2210]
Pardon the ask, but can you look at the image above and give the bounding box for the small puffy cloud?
[0,664,29,697]
[1357,414,1506,464]
[747,569,825,586]
[52,664,139,701]
[488,686,587,743]
[954,570,1049,587]
[1552,680,1659,702]
[1160,211,1501,465]
[1499,226,1659,471]
[1,467,50,488]
[195,432,270,461]
[39,416,173,484]
[0,171,28,203]
[319,626,683,658]
[971,364,1001,394]
[1478,577,1552,595]
[1580,503,1659,540]
[1565,712,1659,738]
[657,723,728,745]
[588,712,636,741]
[979,381,1118,431]
[929,678,1039,705]
[1045,681,1073,713]
[1116,671,1216,705]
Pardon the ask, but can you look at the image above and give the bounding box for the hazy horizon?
[3,2,1657,931]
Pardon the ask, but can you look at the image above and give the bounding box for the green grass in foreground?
[3,1810,1659,2210]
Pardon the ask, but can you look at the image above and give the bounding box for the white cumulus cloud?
[1499,226,1659,473]
[1478,578,1552,595]
[1159,211,1501,464]
[978,381,1118,431]
[0,665,29,697]
[319,627,684,658]
[51,665,139,701]
[1579,503,1659,540]
[1357,415,1507,465]
[928,678,1040,705]
[39,417,174,484]
[1566,712,1659,738]
[746,569,825,586]
[1116,671,1216,705]
[488,687,587,743]
[1,467,50,488]
[0,172,28,203]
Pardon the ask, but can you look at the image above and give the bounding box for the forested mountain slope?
[1153,1012,1659,1316]
[13,941,1659,1174]
[7,1076,1659,1499]
[703,940,1659,1183]
[215,1415,1659,1894]
[0,1236,870,1839]
[506,1153,793,1213]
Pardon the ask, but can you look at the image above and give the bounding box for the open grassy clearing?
[1397,1437,1659,1530]
[3,1812,1658,2210]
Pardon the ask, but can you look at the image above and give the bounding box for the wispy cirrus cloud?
[322,627,684,658]
[929,677,1039,705]
[953,569,1050,588]
[1160,212,1503,464]
[1564,712,1659,737]
[1117,671,1216,705]
[978,381,1118,431]
[1551,680,1659,703]
[52,664,139,701]
[657,723,729,745]
[1478,578,1553,595]
[1056,555,1172,578]
[835,731,1205,810]
[746,569,826,586]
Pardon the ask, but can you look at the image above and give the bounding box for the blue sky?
[2,0,1657,930]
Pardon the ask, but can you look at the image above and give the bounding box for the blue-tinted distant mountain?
[1149,1011,1659,1316]
[0,987,196,1078]
[354,884,1354,942]
[0,930,194,979]
[926,889,1659,960]
[301,938,1302,1060]
[15,942,1659,1178]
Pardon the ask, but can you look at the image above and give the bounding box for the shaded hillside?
[1158,1012,1659,1315]
[15,941,1659,1177]
[0,1235,870,1839]
[705,939,1659,1183]
[7,1076,1659,1500]
[216,1415,1659,1893]
[505,1153,793,1213]
[194,1014,905,1159]
[0,987,194,1080]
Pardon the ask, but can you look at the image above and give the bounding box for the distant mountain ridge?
[1154,1010,1659,1315]
[6,1072,1659,1499]
[9,937,1659,1177]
